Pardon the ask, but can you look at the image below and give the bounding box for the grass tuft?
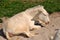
[0,0,60,17]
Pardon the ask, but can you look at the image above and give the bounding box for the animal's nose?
[45,22,49,24]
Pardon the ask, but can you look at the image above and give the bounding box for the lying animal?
[2,5,50,40]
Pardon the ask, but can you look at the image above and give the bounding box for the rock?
[53,29,60,40]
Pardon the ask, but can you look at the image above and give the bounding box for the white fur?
[2,5,50,39]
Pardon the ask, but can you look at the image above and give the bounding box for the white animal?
[2,5,50,40]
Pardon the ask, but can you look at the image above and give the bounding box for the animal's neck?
[25,8,39,18]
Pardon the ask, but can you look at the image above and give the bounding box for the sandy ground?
[0,12,60,40]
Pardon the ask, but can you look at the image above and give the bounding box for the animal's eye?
[44,15,46,16]
[42,13,46,16]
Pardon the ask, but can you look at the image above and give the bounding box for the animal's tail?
[0,17,8,23]
[0,17,8,21]
[0,17,8,29]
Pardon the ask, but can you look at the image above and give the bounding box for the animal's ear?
[37,5,44,8]
[38,5,44,8]
[39,5,44,8]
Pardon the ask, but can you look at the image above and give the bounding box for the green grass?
[0,0,60,17]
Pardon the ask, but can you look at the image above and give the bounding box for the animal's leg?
[25,30,35,37]
[5,32,11,40]
[29,21,41,30]
[32,25,41,30]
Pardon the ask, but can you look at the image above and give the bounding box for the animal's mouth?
[34,21,44,27]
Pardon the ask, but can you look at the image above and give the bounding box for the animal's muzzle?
[45,22,49,25]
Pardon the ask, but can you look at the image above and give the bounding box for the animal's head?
[36,5,50,25]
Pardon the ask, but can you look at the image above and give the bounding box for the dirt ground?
[0,12,60,40]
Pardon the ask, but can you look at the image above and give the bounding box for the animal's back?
[5,12,29,34]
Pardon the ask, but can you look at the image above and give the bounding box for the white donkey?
[2,5,50,40]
